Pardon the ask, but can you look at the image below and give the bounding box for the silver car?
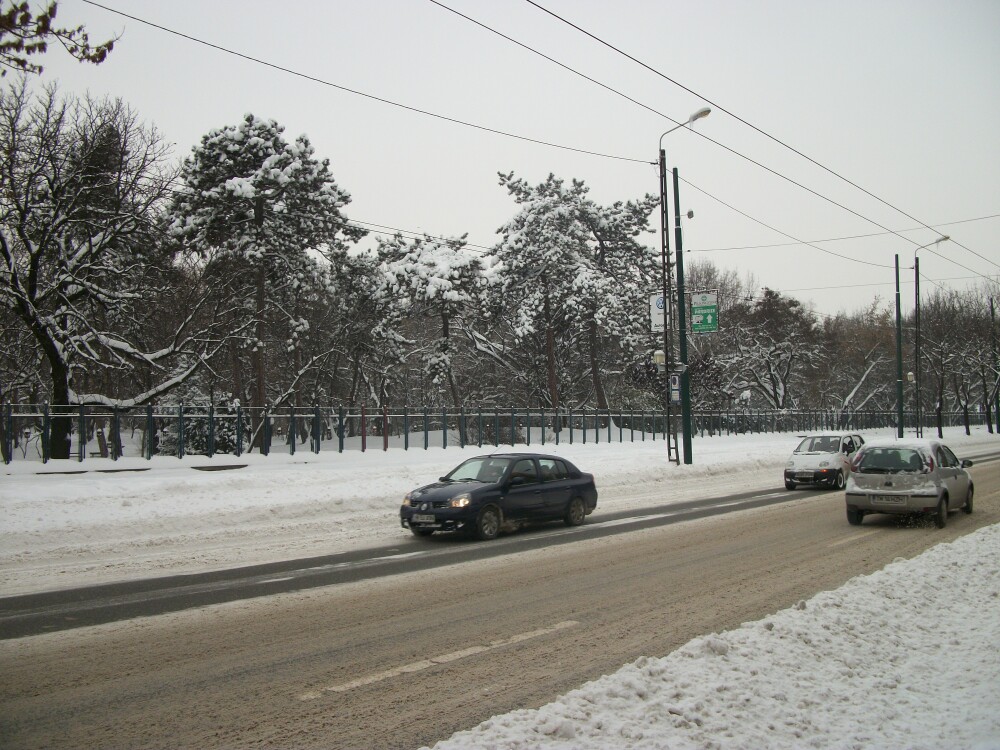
[844,438,974,528]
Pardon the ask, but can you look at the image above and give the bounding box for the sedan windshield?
[795,436,840,453]
[856,447,925,474]
[445,457,511,483]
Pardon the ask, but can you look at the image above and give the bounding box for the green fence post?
[178,403,185,459]
[338,406,346,453]
[478,409,483,448]
[236,406,244,457]
[569,409,574,444]
[263,408,271,457]
[146,404,154,460]
[423,406,429,450]
[290,406,297,456]
[207,404,215,458]
[443,408,448,449]
[77,404,85,462]
[313,405,321,454]
[460,407,466,449]
[42,403,50,463]
[383,405,389,452]
[403,406,409,451]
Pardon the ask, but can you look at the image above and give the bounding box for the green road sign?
[690,291,718,333]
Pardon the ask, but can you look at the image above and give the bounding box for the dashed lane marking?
[828,530,879,548]
[297,620,580,700]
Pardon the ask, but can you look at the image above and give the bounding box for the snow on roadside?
[427,522,1000,750]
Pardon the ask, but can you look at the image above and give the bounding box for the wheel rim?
[570,499,584,524]
[480,509,499,538]
[836,472,845,490]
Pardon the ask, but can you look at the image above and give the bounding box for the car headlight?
[402,492,414,507]
[819,460,830,468]
[449,492,472,508]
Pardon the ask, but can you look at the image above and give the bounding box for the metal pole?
[914,254,921,437]
[992,297,1000,433]
[658,148,677,464]
[895,255,904,438]
[673,167,693,464]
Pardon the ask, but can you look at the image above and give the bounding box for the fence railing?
[0,403,988,464]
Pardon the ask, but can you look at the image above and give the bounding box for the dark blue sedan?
[400,453,598,540]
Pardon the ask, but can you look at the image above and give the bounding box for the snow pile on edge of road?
[428,522,1000,750]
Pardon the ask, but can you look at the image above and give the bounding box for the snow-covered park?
[3,427,1000,748]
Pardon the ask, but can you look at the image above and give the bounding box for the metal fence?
[0,403,989,464]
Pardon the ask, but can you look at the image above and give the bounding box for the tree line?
[2,81,998,459]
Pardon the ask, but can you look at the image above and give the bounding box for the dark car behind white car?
[844,438,973,528]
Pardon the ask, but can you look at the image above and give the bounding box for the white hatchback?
[784,433,864,490]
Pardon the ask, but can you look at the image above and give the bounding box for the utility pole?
[673,167,693,464]
[894,255,904,438]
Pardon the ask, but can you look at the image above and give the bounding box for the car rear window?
[856,447,925,473]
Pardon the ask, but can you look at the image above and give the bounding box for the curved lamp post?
[913,235,950,437]
[658,107,710,464]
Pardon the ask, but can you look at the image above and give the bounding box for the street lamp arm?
[659,107,711,149]
[912,235,950,265]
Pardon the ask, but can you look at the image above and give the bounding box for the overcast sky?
[32,0,1000,318]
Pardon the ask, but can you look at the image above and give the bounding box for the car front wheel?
[473,506,501,540]
[834,471,845,490]
[564,497,586,526]
[785,480,796,490]
[935,498,948,529]
[963,485,974,514]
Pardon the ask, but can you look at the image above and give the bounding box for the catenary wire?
[80,0,648,165]
[522,0,999,274]
[77,2,995,291]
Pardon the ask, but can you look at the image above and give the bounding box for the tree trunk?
[588,318,613,427]
[251,265,267,448]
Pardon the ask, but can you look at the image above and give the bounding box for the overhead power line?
[81,0,648,164]
[522,0,999,275]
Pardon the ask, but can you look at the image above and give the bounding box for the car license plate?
[870,495,906,505]
[412,513,435,523]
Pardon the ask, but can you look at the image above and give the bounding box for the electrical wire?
[80,0,648,165]
[522,0,999,275]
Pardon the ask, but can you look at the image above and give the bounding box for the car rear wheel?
[935,497,948,529]
[846,507,864,526]
[834,471,845,490]
[473,506,501,540]
[963,485,974,514]
[564,497,586,527]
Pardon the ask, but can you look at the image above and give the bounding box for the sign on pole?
[649,292,669,333]
[690,291,719,334]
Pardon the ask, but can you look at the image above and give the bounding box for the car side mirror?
[961,459,974,468]
[439,476,450,482]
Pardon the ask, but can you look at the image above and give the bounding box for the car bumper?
[845,491,939,514]
[785,469,841,486]
[400,505,475,533]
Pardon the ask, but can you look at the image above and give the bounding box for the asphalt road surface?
[2,453,998,749]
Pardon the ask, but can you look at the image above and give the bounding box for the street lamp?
[658,107,710,465]
[913,235,950,437]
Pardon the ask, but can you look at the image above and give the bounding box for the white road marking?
[828,531,879,548]
[298,620,580,700]
[256,576,295,584]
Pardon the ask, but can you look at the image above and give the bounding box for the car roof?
[476,453,567,461]
[860,438,944,450]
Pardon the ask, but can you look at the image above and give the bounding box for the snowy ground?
[3,427,1000,748]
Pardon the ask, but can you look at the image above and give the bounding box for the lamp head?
[689,107,711,123]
